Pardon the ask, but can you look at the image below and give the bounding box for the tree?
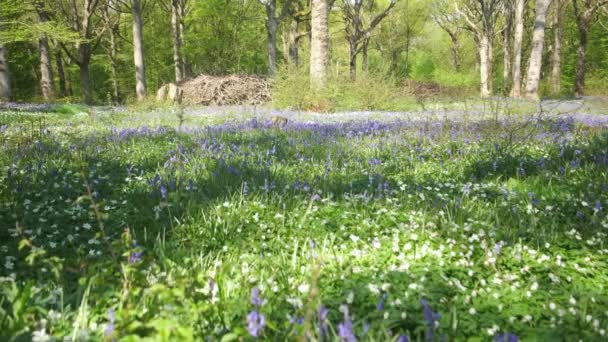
[284,0,311,67]
[524,0,552,100]
[54,43,68,98]
[432,0,463,71]
[510,0,526,97]
[111,0,149,101]
[257,0,293,76]
[500,1,514,92]
[456,0,504,97]
[131,0,147,100]
[342,0,397,80]
[551,0,564,94]
[161,0,189,82]
[0,43,10,102]
[171,0,185,82]
[34,1,55,101]
[572,0,608,97]
[310,0,330,87]
[101,2,121,103]
[58,0,104,104]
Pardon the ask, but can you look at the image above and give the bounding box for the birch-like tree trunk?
[551,0,563,94]
[310,0,329,88]
[0,44,10,102]
[132,0,147,101]
[479,33,492,97]
[108,25,119,102]
[510,0,525,98]
[502,5,513,92]
[172,0,184,82]
[36,2,54,101]
[524,0,551,100]
[179,1,190,77]
[39,38,54,101]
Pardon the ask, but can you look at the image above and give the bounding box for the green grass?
[0,108,607,341]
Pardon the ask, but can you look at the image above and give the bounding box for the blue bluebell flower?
[338,317,356,342]
[104,309,115,337]
[247,310,266,337]
[494,332,518,342]
[251,287,264,307]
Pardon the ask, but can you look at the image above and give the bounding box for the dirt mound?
[158,75,271,106]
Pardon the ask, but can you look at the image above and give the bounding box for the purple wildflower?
[368,158,382,166]
[595,200,602,211]
[246,310,266,337]
[129,251,143,264]
[338,317,356,342]
[160,185,167,200]
[377,293,388,311]
[318,305,329,337]
[251,287,264,307]
[311,194,321,202]
[420,299,440,340]
[104,309,115,337]
[397,336,410,342]
[528,192,538,206]
[494,332,518,342]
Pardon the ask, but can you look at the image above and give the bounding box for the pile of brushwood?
[157,74,271,106]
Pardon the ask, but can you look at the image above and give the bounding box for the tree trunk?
[310,0,329,88]
[502,24,512,92]
[551,0,563,95]
[37,6,55,101]
[362,37,370,75]
[511,0,525,98]
[574,27,588,97]
[55,48,67,98]
[132,0,147,101]
[0,44,10,102]
[450,33,461,71]
[108,24,120,103]
[39,37,54,101]
[172,0,184,83]
[79,62,92,105]
[288,19,299,66]
[349,41,358,80]
[266,15,278,76]
[525,0,551,100]
[479,33,492,97]
[179,0,190,78]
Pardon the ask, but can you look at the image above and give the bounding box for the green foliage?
[411,57,436,81]
[272,68,414,111]
[1,107,607,340]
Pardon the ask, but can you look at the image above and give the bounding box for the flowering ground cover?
[0,105,607,341]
